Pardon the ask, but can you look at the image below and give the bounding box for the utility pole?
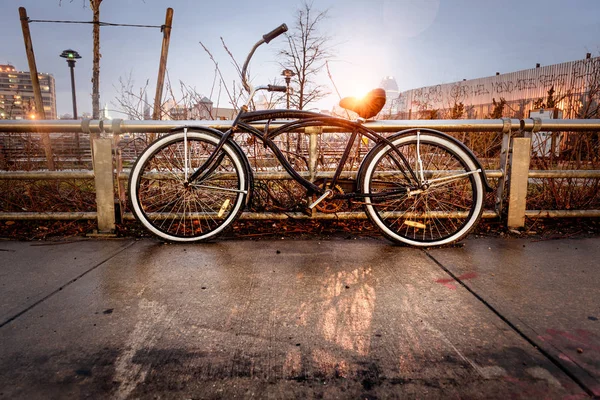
[19,6,55,170]
[153,8,174,121]
[90,0,102,120]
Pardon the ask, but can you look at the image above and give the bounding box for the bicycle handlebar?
[241,23,288,93]
[263,24,288,44]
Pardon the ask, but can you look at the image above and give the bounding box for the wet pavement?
[0,236,598,399]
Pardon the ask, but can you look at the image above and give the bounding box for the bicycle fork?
[183,128,232,186]
[181,128,249,200]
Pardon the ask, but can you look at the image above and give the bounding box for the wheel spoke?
[130,131,247,241]
[362,134,483,246]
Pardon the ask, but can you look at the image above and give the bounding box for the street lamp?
[60,49,81,119]
[281,69,296,109]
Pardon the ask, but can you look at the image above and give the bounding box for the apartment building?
[0,64,57,119]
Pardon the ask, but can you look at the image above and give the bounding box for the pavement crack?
[422,248,597,398]
[0,240,138,329]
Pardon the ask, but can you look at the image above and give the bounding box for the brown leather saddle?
[339,88,386,119]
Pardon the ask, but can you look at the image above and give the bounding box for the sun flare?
[348,85,373,100]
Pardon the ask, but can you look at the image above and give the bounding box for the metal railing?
[1,118,599,233]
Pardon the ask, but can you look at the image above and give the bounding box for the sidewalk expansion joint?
[422,248,597,398]
[0,240,137,329]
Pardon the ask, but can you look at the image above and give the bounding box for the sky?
[2,0,599,117]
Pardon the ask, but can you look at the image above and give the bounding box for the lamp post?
[281,69,295,109]
[60,49,82,163]
[281,69,296,153]
[60,49,81,119]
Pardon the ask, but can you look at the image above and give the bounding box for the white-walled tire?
[359,133,484,246]
[129,130,249,242]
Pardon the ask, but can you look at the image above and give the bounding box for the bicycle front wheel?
[129,130,250,242]
[359,132,485,246]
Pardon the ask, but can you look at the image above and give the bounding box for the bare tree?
[112,74,150,119]
[278,2,332,110]
[58,0,102,118]
[199,40,244,112]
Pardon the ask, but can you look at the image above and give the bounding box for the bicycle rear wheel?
[129,130,250,242]
[359,132,484,246]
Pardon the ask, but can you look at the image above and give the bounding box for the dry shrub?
[0,179,96,213]
[527,131,600,210]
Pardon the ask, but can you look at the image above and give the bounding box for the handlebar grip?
[268,85,288,93]
[262,24,288,44]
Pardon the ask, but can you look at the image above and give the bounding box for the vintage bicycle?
[129,24,492,246]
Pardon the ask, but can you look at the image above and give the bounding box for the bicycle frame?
[185,108,422,201]
[238,115,369,196]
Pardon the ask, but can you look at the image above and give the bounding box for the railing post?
[92,138,115,233]
[306,126,321,217]
[507,137,532,228]
[111,120,125,223]
[308,127,320,182]
[495,118,512,216]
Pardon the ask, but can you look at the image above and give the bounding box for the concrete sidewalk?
[0,236,598,399]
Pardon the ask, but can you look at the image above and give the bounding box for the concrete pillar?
[305,126,321,217]
[507,137,532,228]
[92,138,115,232]
[307,128,320,182]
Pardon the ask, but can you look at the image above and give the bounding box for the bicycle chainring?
[312,182,345,213]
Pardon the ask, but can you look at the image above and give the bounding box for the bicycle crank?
[309,183,345,212]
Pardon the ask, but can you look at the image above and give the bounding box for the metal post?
[152,8,174,121]
[308,128,320,182]
[495,119,512,216]
[507,137,532,228]
[60,49,82,161]
[19,7,55,171]
[68,61,78,119]
[281,69,295,110]
[286,77,291,109]
[69,61,81,162]
[113,130,126,224]
[92,138,115,233]
[306,126,321,217]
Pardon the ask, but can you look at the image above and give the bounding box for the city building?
[390,54,600,120]
[0,64,57,119]
[188,97,214,120]
[161,97,237,121]
[188,97,236,120]
[100,104,111,120]
[379,76,400,116]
